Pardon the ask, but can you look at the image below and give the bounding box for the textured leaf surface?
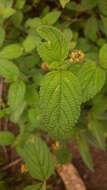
[0,59,20,82]
[17,136,54,180]
[37,26,69,63]
[8,80,26,111]
[78,60,106,102]
[99,43,107,69]
[0,44,23,59]
[0,131,15,146]
[40,70,82,139]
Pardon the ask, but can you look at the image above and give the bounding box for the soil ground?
[71,145,107,190]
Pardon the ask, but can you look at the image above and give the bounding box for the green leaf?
[77,132,93,170]
[8,80,26,111]
[15,0,26,9]
[60,0,70,8]
[98,0,107,16]
[99,43,107,69]
[23,34,39,53]
[80,0,97,10]
[42,10,61,25]
[40,70,82,139]
[0,7,15,19]
[63,28,73,44]
[100,16,107,37]
[23,184,42,190]
[0,44,23,60]
[0,0,13,8]
[25,18,42,29]
[11,11,23,28]
[66,1,78,11]
[0,59,20,82]
[28,108,40,126]
[84,16,98,42]
[37,26,69,64]
[0,26,5,47]
[10,101,26,123]
[56,147,72,164]
[0,131,15,146]
[78,60,106,102]
[17,136,54,180]
[88,118,106,150]
[0,107,10,119]
[8,80,26,123]
[26,85,39,107]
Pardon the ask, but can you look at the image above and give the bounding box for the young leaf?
[78,60,106,102]
[0,44,23,60]
[10,101,26,123]
[0,131,15,146]
[42,10,61,25]
[36,26,69,63]
[23,34,39,53]
[26,85,39,107]
[28,108,40,126]
[25,18,42,29]
[11,11,23,28]
[8,80,26,111]
[0,7,15,19]
[77,132,93,170]
[60,0,70,8]
[0,59,20,82]
[15,0,26,9]
[99,43,107,69]
[17,136,54,181]
[101,16,107,37]
[40,70,82,139]
[84,16,98,42]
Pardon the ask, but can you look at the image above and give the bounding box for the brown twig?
[1,158,22,171]
[56,163,86,190]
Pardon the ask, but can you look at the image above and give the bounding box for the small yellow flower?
[69,50,85,63]
[20,164,28,173]
[52,141,60,152]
